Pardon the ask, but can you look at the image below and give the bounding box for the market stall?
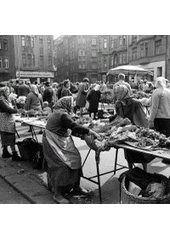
[77,115,170,203]
[15,114,170,203]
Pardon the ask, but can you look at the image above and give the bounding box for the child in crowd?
[42,101,52,116]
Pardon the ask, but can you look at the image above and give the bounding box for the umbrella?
[107,65,153,76]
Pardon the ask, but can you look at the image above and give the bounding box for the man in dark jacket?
[43,82,55,108]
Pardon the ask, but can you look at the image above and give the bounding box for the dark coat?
[87,89,101,113]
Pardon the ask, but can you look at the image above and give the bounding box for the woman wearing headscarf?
[0,87,22,161]
[112,84,153,171]
[42,96,100,204]
[24,84,43,115]
[149,76,170,137]
[86,84,101,119]
[114,84,148,128]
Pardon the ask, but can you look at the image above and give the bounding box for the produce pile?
[78,115,170,151]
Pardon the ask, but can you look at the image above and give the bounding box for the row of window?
[0,57,9,69]
[0,38,8,51]
[131,39,162,60]
[21,36,52,49]
[22,53,52,67]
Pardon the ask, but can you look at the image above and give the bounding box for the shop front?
[16,71,54,84]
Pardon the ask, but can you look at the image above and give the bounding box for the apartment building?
[54,35,98,83]
[0,35,15,82]
[54,35,170,84]
[14,35,54,83]
[127,35,167,80]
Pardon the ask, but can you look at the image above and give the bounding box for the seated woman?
[42,96,100,204]
[111,84,154,171]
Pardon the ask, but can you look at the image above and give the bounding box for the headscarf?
[30,84,39,95]
[0,87,9,100]
[53,96,73,114]
[155,76,167,88]
[114,84,130,102]
[93,84,100,91]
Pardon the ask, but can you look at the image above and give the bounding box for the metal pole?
[18,35,20,80]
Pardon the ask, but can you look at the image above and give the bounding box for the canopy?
[107,65,153,76]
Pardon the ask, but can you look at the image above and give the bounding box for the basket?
[17,138,40,162]
[121,176,170,204]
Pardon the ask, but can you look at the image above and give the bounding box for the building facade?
[14,35,54,83]
[54,35,170,84]
[0,35,16,82]
[54,35,98,83]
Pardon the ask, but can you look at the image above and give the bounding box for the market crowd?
[0,74,170,203]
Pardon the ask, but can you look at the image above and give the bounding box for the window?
[122,36,126,46]
[78,61,85,69]
[26,36,31,47]
[140,44,144,57]
[155,40,161,55]
[92,50,97,57]
[39,36,43,46]
[39,47,43,54]
[48,56,52,67]
[0,39,2,49]
[111,56,114,66]
[31,37,34,48]
[32,54,35,66]
[92,62,97,69]
[114,39,117,48]
[104,39,107,49]
[4,58,9,69]
[40,55,44,67]
[92,38,97,45]
[0,57,2,68]
[21,36,25,47]
[22,53,26,66]
[119,36,122,46]
[145,43,148,56]
[103,57,107,68]
[132,47,137,60]
[141,43,148,57]
[3,39,8,50]
[122,52,127,64]
[111,40,114,49]
[119,53,122,64]
[78,50,85,56]
[27,54,31,66]
[114,54,118,66]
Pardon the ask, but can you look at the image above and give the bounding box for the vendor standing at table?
[113,73,132,103]
[42,96,101,204]
[149,76,170,137]
[0,87,22,161]
[111,84,153,171]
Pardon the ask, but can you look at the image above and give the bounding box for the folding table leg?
[114,148,119,174]
[96,160,102,204]
[95,151,102,204]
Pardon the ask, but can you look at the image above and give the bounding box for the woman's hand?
[89,129,102,140]
[148,120,154,129]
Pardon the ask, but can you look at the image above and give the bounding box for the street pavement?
[0,116,170,204]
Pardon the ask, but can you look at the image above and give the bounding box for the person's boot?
[2,149,12,158]
[12,151,23,161]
